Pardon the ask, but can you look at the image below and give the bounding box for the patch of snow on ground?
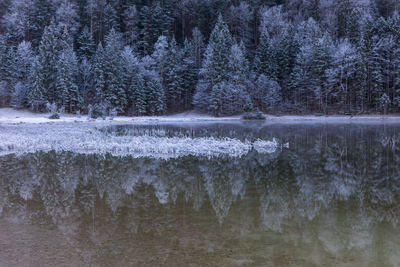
[3,108,400,125]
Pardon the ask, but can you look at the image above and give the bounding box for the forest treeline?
[0,0,400,115]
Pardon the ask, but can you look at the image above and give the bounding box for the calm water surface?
[1,123,400,266]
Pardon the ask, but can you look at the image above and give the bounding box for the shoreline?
[1,108,400,124]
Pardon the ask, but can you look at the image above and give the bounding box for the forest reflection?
[1,124,400,266]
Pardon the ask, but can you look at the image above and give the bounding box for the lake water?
[1,122,400,266]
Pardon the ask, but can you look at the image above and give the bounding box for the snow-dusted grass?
[0,123,284,158]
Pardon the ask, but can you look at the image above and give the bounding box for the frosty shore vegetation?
[0,121,286,158]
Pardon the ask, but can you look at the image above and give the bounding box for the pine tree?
[37,21,60,104]
[289,33,334,112]
[254,74,282,112]
[152,35,169,85]
[152,3,173,41]
[10,41,34,108]
[57,47,81,113]
[307,0,321,22]
[146,77,166,115]
[10,82,28,109]
[193,15,233,112]
[180,39,198,110]
[225,2,252,47]
[94,43,106,104]
[121,46,146,115]
[163,37,182,111]
[27,57,47,111]
[3,0,33,41]
[325,39,358,111]
[59,26,74,51]
[138,5,153,55]
[30,0,53,47]
[357,32,384,111]
[336,0,360,43]
[309,33,335,112]
[77,26,95,59]
[0,36,15,105]
[253,29,278,80]
[13,41,33,84]
[78,57,95,108]
[55,0,80,35]
[123,5,139,46]
[210,42,252,115]
[276,26,299,101]
[140,55,166,115]
[0,35,8,84]
[103,29,126,112]
[104,3,119,34]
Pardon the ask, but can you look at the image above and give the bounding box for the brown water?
[1,123,400,266]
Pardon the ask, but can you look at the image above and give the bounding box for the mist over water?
[1,123,400,266]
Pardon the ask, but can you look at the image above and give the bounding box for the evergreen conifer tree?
[57,47,81,112]
[37,21,60,104]
[103,29,126,112]
[193,15,233,112]
[77,26,95,59]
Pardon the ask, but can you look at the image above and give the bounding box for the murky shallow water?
[1,123,400,266]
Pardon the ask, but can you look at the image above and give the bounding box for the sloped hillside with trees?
[0,0,400,116]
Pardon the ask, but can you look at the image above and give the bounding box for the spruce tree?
[37,21,60,104]
[77,26,95,59]
[146,77,166,115]
[140,55,166,115]
[336,0,360,43]
[30,0,53,47]
[254,74,282,112]
[123,5,139,46]
[325,39,358,111]
[10,41,34,108]
[104,4,119,34]
[138,5,153,55]
[121,46,146,115]
[27,57,47,111]
[78,57,95,109]
[357,32,384,110]
[94,43,106,104]
[210,42,252,115]
[0,37,15,105]
[152,35,169,85]
[253,29,278,80]
[193,14,233,112]
[103,29,126,113]
[163,37,182,111]
[57,47,81,113]
[180,39,198,110]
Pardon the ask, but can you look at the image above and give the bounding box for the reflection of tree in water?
[2,124,400,265]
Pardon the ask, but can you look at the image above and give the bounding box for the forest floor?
[1,108,400,124]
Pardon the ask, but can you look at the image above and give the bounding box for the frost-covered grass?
[0,123,283,158]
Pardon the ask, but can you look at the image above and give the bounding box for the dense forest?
[0,0,400,115]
